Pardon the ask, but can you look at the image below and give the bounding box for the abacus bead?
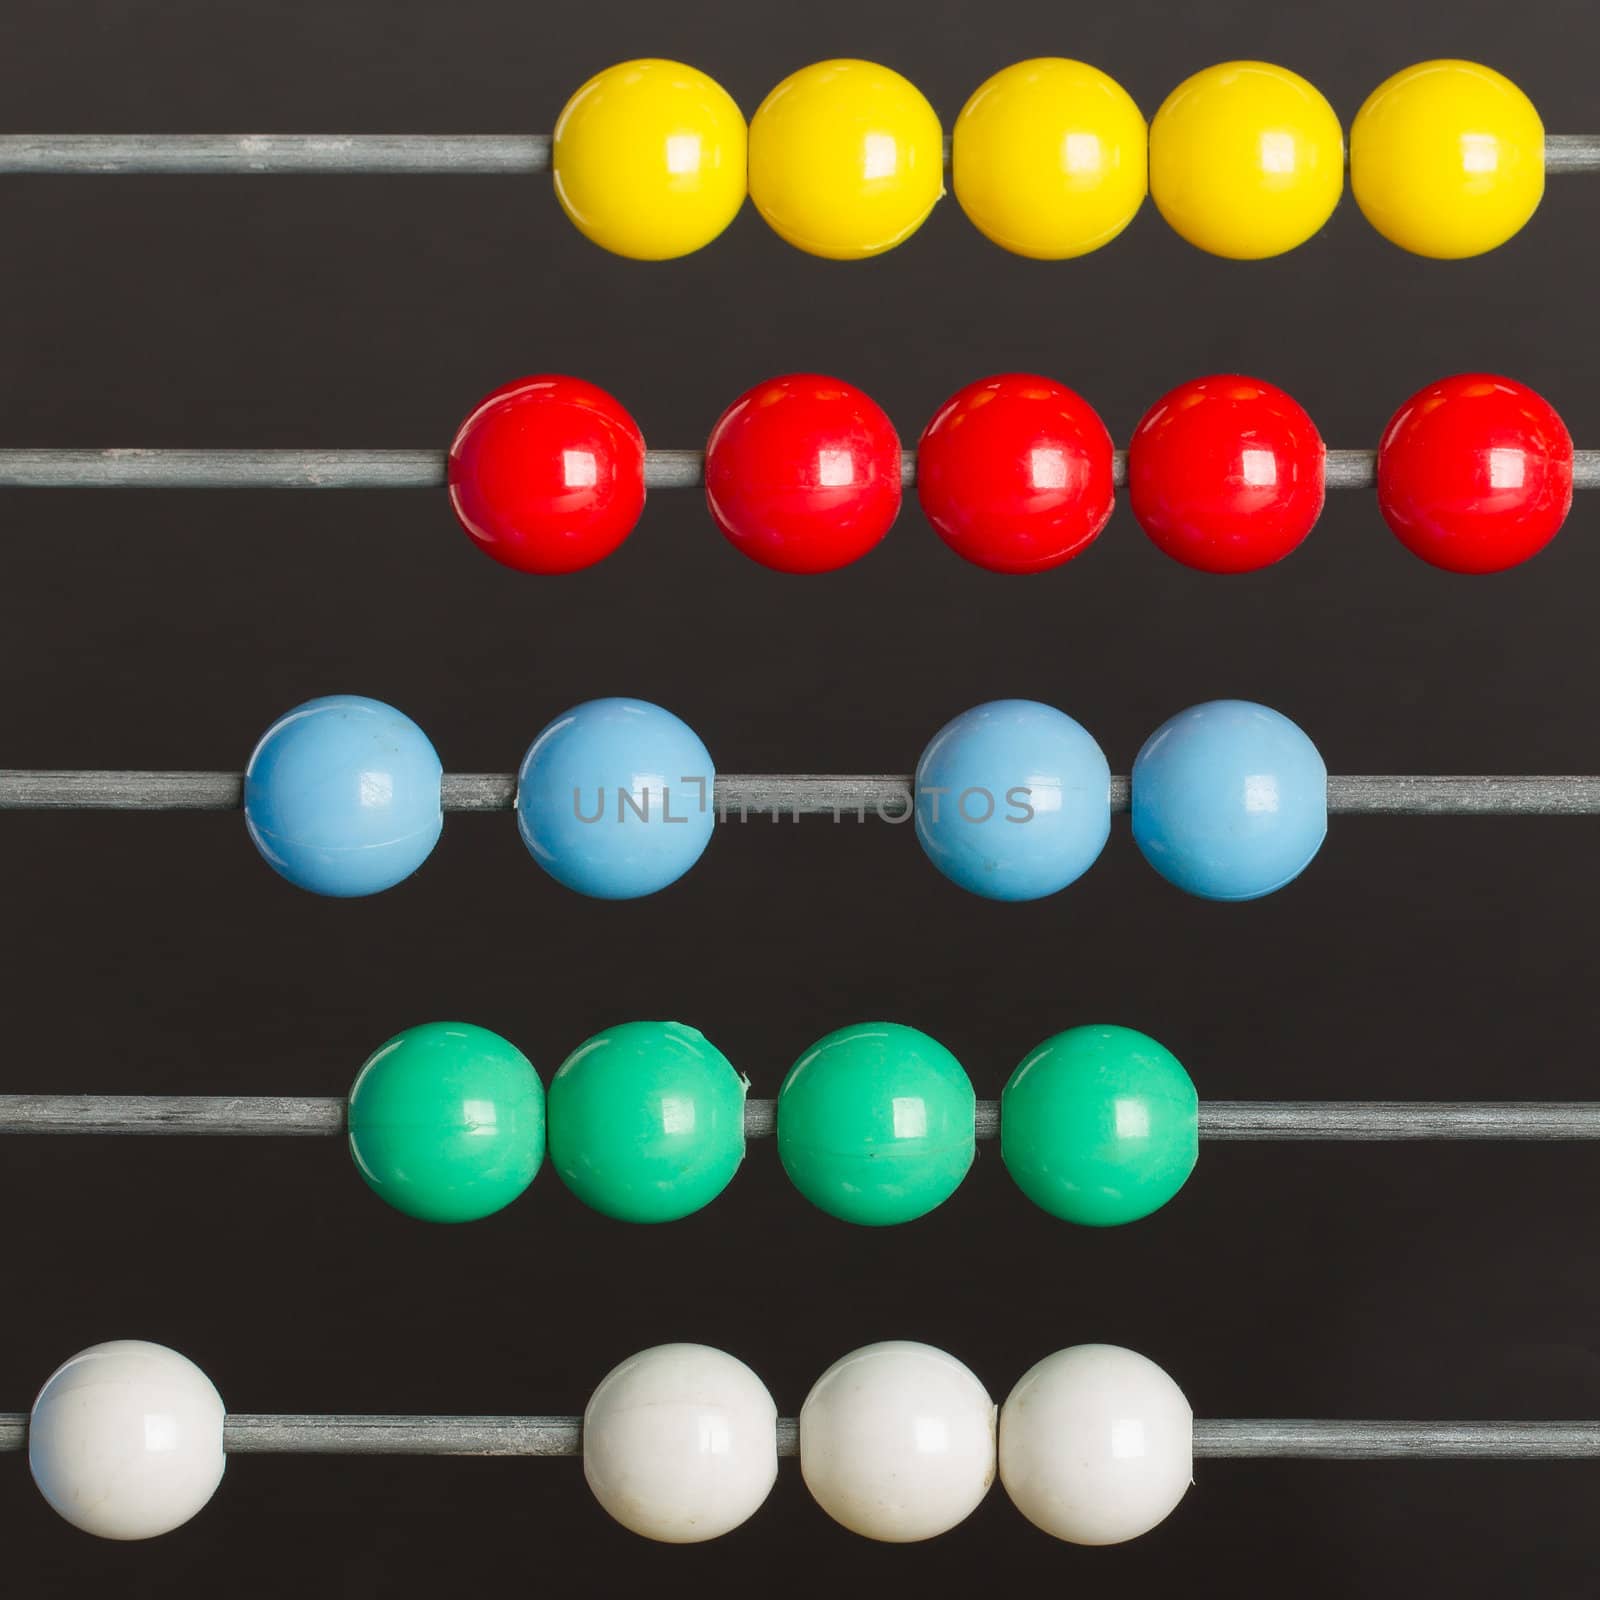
[777,1022,974,1225]
[1352,61,1543,259]
[748,59,943,259]
[447,375,646,574]
[347,1021,545,1223]
[516,698,715,899]
[917,375,1116,574]
[800,1342,995,1541]
[705,374,901,573]
[243,694,442,897]
[30,1341,225,1540]
[1001,1026,1198,1226]
[1376,374,1573,574]
[584,1344,778,1542]
[1149,61,1343,259]
[552,60,747,260]
[549,1020,746,1222]
[1131,699,1327,901]
[953,59,1146,259]
[998,1344,1191,1545]
[1128,375,1326,573]
[915,700,1110,900]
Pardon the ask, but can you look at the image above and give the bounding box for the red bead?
[704,374,902,573]
[916,374,1115,574]
[1128,375,1326,574]
[1377,374,1573,574]
[448,375,646,574]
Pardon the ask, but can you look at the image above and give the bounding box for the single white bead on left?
[583,1343,778,1542]
[29,1340,226,1540]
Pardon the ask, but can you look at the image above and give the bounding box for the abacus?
[4,30,1598,1577]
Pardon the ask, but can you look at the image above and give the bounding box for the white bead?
[998,1343,1192,1545]
[800,1340,995,1542]
[29,1340,226,1540]
[583,1343,777,1543]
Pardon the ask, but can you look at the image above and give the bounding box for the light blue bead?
[1132,699,1327,902]
[914,699,1111,901]
[516,698,715,899]
[244,695,443,897]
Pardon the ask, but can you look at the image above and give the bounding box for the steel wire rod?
[2,132,1598,176]
[0,1413,1593,1458]
[0,448,1598,492]
[1,1095,1596,1140]
[4,772,1600,816]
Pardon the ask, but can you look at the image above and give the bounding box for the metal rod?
[0,448,1596,492]
[1,132,1597,176]
[4,772,1600,816]
[0,1413,1593,1458]
[2,1095,1597,1140]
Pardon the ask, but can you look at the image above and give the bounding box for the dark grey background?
[0,0,1596,1593]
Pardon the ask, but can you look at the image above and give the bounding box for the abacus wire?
[0,132,1597,174]
[0,449,1598,491]
[0,1097,1597,1140]
[0,1414,1594,1457]
[5,772,1600,815]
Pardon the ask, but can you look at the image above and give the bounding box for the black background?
[1,1,1597,1594]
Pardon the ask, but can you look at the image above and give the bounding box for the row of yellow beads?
[552,57,1546,264]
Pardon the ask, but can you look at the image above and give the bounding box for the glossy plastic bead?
[243,694,442,897]
[801,1342,995,1542]
[448,375,646,574]
[953,59,1146,259]
[999,1344,1192,1545]
[584,1344,778,1542]
[549,1021,746,1222]
[1352,61,1544,259]
[777,1022,974,1225]
[1128,375,1326,573]
[1132,699,1327,902]
[1150,61,1343,259]
[552,60,747,260]
[30,1341,225,1540]
[748,59,943,259]
[1001,1026,1198,1225]
[347,1021,545,1223]
[915,700,1110,901]
[705,374,901,573]
[516,698,715,899]
[1376,374,1573,574]
[917,374,1116,574]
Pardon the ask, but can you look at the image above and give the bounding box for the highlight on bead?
[1127,374,1327,573]
[748,59,944,259]
[914,699,1112,899]
[243,694,443,897]
[1352,60,1544,259]
[1376,373,1574,573]
[552,59,748,260]
[953,58,1147,259]
[447,374,647,574]
[1132,699,1328,901]
[1149,61,1344,259]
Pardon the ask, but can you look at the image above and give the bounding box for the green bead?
[548,1021,746,1222]
[777,1022,974,1226]
[347,1021,545,1223]
[1001,1024,1197,1226]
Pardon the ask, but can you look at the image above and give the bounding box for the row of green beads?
[346,1019,1198,1227]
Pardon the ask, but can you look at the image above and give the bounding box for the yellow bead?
[552,59,747,261]
[749,59,943,260]
[1149,60,1343,260]
[953,58,1146,259]
[1351,60,1543,259]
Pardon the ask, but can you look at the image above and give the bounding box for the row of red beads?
[448,371,1575,579]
